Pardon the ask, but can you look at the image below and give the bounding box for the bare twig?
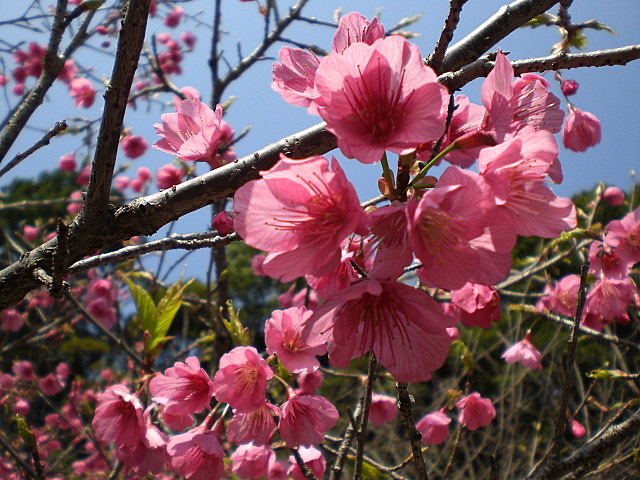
[396,382,428,480]
[426,0,469,74]
[354,354,379,479]
[292,448,319,480]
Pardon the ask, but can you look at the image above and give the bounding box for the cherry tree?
[1,1,640,479]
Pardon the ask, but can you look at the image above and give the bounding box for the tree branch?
[426,0,469,75]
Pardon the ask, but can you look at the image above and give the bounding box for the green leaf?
[222,300,250,346]
[155,279,193,338]
[583,19,616,34]
[123,275,158,334]
[569,29,588,50]
[524,13,557,28]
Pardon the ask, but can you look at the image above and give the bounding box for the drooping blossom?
[313,35,448,164]
[407,167,502,290]
[68,78,96,108]
[562,105,601,152]
[167,428,225,480]
[212,346,273,413]
[602,186,625,207]
[1,308,24,332]
[603,207,640,267]
[367,204,413,280]
[544,274,580,317]
[502,333,543,369]
[456,392,496,431]
[153,99,235,169]
[561,79,579,96]
[288,446,326,480]
[164,6,183,27]
[39,373,63,396]
[478,129,576,239]
[230,443,275,479]
[156,163,184,189]
[584,276,638,329]
[449,283,501,329]
[212,210,234,236]
[121,135,148,159]
[296,370,324,395]
[278,393,338,447]
[369,393,397,426]
[570,419,586,438]
[227,403,279,446]
[303,279,452,383]
[415,410,451,445]
[149,356,215,416]
[233,155,369,282]
[59,152,77,172]
[265,307,327,374]
[116,421,168,475]
[92,384,146,448]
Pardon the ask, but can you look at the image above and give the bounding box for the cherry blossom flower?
[1,308,24,332]
[331,12,385,54]
[602,186,625,207]
[265,307,327,374]
[407,167,500,290]
[14,398,30,416]
[76,165,91,186]
[604,207,640,266]
[562,105,601,152]
[296,370,324,395]
[502,333,543,369]
[59,152,77,172]
[449,283,501,329]
[588,240,628,279]
[545,274,580,317]
[121,135,148,159]
[367,204,413,280]
[278,286,320,310]
[271,48,320,108]
[584,276,637,329]
[164,6,183,28]
[288,446,326,480]
[13,360,36,381]
[303,279,452,383]
[156,163,184,189]
[114,176,130,192]
[149,356,215,416]
[456,392,496,431]
[233,155,369,282]
[230,443,275,479]
[278,393,338,447]
[561,79,579,96]
[369,393,397,426]
[68,78,96,108]
[116,422,168,475]
[167,428,225,480]
[92,384,146,448]
[39,373,63,396]
[314,35,447,164]
[212,211,234,235]
[153,99,235,169]
[227,403,279,446]
[212,346,273,413]
[416,410,451,445]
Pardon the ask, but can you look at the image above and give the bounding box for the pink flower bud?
[562,106,601,152]
[23,225,40,242]
[129,178,144,192]
[136,166,152,182]
[570,419,586,438]
[156,163,184,189]
[157,32,171,44]
[59,152,77,172]
[67,191,83,215]
[602,186,625,207]
[2,309,24,332]
[121,135,148,159]
[561,79,579,96]
[114,176,130,192]
[163,6,183,28]
[96,25,109,35]
[213,211,234,235]
[181,31,197,48]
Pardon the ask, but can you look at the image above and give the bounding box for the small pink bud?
[121,135,148,159]
[562,106,601,152]
[602,186,625,207]
[129,178,144,192]
[157,32,171,44]
[181,31,197,48]
[59,152,77,172]
[561,79,579,96]
[23,225,40,242]
[164,6,183,27]
[213,211,234,235]
[570,419,586,438]
[95,25,109,35]
[136,166,152,182]
[67,191,83,215]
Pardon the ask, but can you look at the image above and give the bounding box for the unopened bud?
[213,211,234,235]
[561,79,579,96]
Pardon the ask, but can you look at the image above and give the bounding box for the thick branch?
[440,0,559,73]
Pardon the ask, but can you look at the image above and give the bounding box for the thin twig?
[354,354,378,479]
[426,0,469,74]
[396,382,428,480]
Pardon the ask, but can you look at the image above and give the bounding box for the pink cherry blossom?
[13,360,36,381]
[92,384,146,448]
[265,307,327,374]
[296,370,324,395]
[38,373,63,396]
[303,279,452,383]
[121,135,148,159]
[588,240,628,279]
[167,428,225,480]
[76,165,91,186]
[479,130,576,238]
[59,152,77,172]
[153,99,235,168]
[369,393,397,426]
[230,443,275,479]
[156,163,184,189]
[278,286,320,310]
[271,47,320,108]
[116,421,168,475]
[68,78,96,108]
[149,356,215,416]
[546,274,580,317]
[164,6,183,28]
[331,12,385,54]
[227,403,279,446]
[502,333,543,369]
[114,176,130,192]
[181,31,197,48]
[561,79,579,96]
[278,393,338,447]
[456,392,496,431]
[449,283,501,329]
[416,410,451,445]
[407,167,499,290]
[602,186,625,207]
[288,446,326,480]
[570,419,586,438]
[212,346,273,413]
[1,308,24,332]
[314,35,447,164]
[584,276,638,329]
[14,398,30,416]
[233,155,369,282]
[212,210,234,235]
[604,207,640,266]
[367,204,413,280]
[562,105,601,152]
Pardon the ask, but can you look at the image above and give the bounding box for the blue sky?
[1,1,639,280]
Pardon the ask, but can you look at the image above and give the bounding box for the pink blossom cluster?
[87,350,337,478]
[538,206,640,330]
